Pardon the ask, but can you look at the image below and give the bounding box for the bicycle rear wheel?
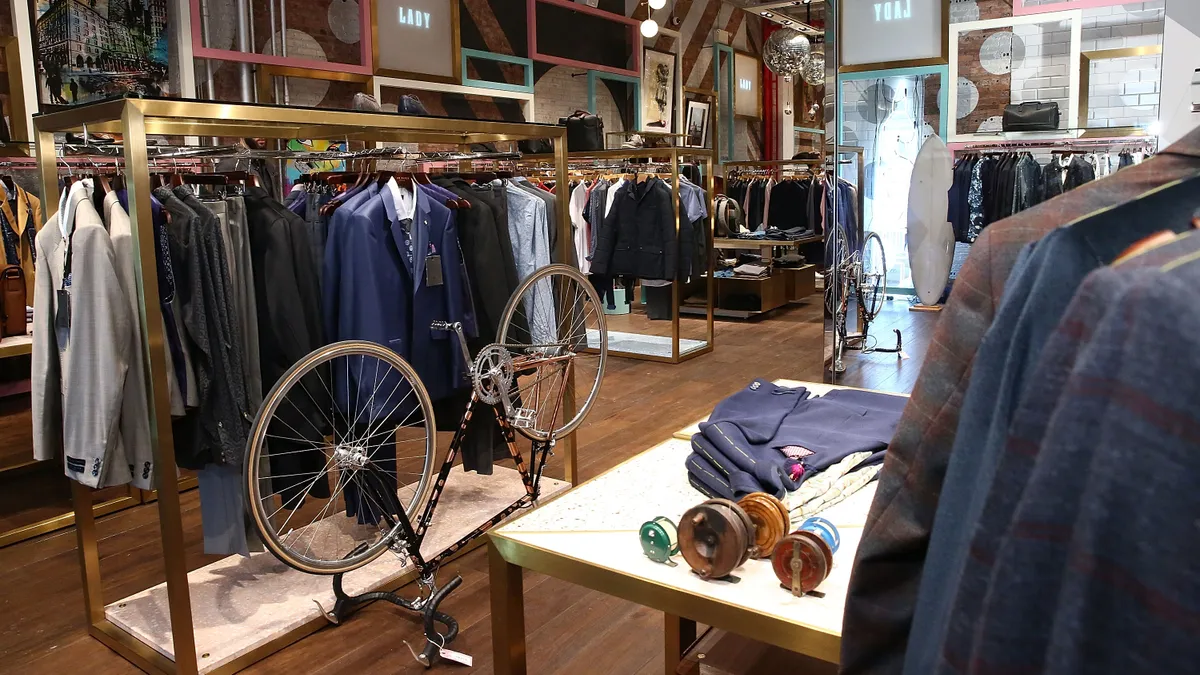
[496,264,607,441]
[245,341,436,575]
[859,231,887,321]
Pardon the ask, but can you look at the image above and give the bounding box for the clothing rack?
[951,135,1158,155]
[34,97,574,675]
[518,147,717,364]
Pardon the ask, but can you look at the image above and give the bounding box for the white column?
[1161,0,1200,147]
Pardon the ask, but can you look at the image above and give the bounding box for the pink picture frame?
[1013,0,1139,17]
[526,0,642,78]
[189,0,374,75]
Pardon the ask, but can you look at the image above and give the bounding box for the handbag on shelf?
[1,265,26,338]
[397,95,429,116]
[1002,102,1061,132]
[558,110,605,151]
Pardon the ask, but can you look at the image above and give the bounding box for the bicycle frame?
[317,349,571,666]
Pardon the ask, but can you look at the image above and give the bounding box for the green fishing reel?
[639,516,680,565]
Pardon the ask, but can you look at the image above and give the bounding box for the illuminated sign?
[398,6,432,27]
[375,0,456,78]
[842,0,943,68]
[734,52,760,117]
[739,78,752,91]
[874,0,912,22]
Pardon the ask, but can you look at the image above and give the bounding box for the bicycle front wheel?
[497,264,607,441]
[245,341,436,575]
[859,231,887,321]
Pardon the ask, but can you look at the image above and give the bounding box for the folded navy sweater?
[687,381,906,499]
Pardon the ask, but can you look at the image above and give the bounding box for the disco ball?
[763,28,811,77]
[801,51,825,86]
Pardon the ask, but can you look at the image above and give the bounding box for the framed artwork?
[373,0,461,83]
[685,100,710,148]
[641,49,675,132]
[33,0,170,106]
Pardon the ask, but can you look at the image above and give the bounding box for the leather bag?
[558,110,605,151]
[1002,102,1060,132]
[1,265,26,337]
[518,139,555,155]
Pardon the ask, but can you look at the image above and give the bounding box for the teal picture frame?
[587,70,641,132]
[461,48,536,93]
[836,64,950,144]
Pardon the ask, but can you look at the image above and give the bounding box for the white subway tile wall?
[951,2,1164,130]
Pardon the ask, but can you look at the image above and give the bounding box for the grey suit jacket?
[103,192,156,489]
[33,182,137,488]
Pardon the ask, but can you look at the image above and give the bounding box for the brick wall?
[1082,2,1164,129]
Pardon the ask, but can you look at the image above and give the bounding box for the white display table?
[487,381,905,674]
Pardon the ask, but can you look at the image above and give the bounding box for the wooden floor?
[0,297,936,675]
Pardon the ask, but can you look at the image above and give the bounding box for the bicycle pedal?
[511,408,536,428]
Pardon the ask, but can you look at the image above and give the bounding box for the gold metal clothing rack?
[518,147,717,365]
[34,97,573,675]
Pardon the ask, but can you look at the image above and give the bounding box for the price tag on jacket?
[426,254,443,286]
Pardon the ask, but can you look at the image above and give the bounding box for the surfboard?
[906,135,955,306]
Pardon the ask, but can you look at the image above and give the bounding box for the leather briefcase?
[558,110,605,151]
[1,265,26,337]
[1002,102,1060,132]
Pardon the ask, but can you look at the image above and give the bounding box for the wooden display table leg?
[490,539,528,675]
[664,613,697,673]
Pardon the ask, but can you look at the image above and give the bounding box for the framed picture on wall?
[641,49,675,132]
[32,0,170,106]
[685,100,710,148]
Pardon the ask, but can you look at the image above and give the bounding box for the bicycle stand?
[315,548,463,668]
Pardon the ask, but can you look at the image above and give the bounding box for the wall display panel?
[189,0,371,75]
[527,0,641,78]
[32,0,171,105]
[839,66,946,292]
[948,10,1083,141]
[1013,0,1152,17]
[374,0,460,82]
[733,51,760,118]
[840,0,949,72]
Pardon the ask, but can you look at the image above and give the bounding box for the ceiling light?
[648,0,666,9]
[640,18,659,37]
[761,11,773,17]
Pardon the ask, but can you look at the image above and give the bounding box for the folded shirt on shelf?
[685,379,906,500]
[732,263,770,278]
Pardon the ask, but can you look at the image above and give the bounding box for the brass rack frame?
[518,146,718,364]
[33,97,573,675]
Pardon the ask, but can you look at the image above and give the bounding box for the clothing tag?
[426,254,443,286]
[439,648,472,666]
[55,290,71,348]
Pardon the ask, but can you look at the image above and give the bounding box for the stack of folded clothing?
[732,263,770,279]
[686,379,906,504]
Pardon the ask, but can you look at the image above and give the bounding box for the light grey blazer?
[32,182,146,488]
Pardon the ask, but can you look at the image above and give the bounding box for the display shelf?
[0,324,33,359]
[108,466,568,675]
[713,235,823,249]
[489,380,908,673]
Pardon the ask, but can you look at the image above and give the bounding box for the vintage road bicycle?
[825,224,899,373]
[243,264,607,667]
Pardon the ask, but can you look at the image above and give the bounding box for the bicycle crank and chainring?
[472,344,515,406]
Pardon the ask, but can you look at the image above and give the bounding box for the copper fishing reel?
[771,518,840,596]
[677,498,755,579]
[737,492,791,559]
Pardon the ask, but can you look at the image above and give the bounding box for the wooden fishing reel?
[737,492,790,559]
[677,499,755,579]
